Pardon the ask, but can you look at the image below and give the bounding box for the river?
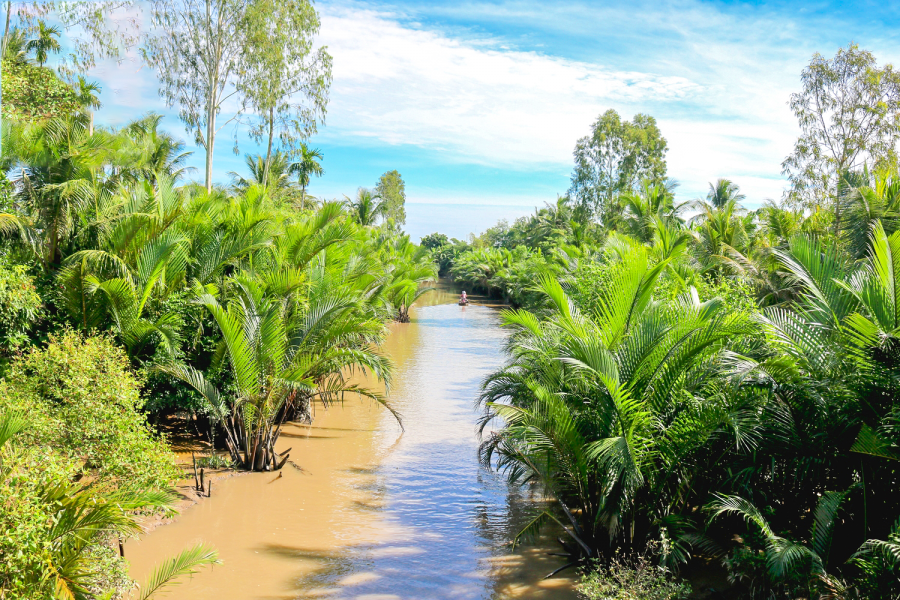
[126,284,578,599]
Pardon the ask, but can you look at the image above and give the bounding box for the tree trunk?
[205,112,215,193]
[262,106,274,188]
[2,2,11,56]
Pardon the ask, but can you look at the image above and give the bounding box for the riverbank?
[126,290,579,599]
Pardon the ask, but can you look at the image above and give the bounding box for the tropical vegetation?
[0,7,432,597]
[421,44,900,600]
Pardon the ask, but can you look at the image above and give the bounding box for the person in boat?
[460,291,468,304]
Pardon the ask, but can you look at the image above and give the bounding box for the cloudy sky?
[78,0,900,240]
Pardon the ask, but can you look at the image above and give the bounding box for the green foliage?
[1,59,81,120]
[0,259,42,357]
[375,169,407,227]
[0,331,179,489]
[783,44,900,210]
[569,109,668,224]
[0,412,218,599]
[578,549,691,600]
[450,245,552,307]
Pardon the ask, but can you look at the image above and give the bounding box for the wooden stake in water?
[192,451,199,491]
[200,468,205,493]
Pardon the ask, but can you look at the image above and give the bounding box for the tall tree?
[74,76,101,135]
[241,0,332,187]
[2,2,141,76]
[345,188,384,227]
[143,1,270,192]
[292,142,324,206]
[25,19,59,67]
[783,44,900,216]
[706,178,745,209]
[568,109,667,225]
[375,169,407,227]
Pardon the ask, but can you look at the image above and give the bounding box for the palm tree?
[26,20,60,67]
[74,76,102,135]
[706,178,745,209]
[157,277,395,471]
[292,143,324,207]
[5,115,117,266]
[123,114,194,182]
[620,179,687,243]
[376,234,438,322]
[345,187,385,227]
[479,250,754,564]
[230,152,293,192]
[1,27,28,64]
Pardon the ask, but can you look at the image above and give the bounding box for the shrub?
[1,59,81,121]
[0,259,42,356]
[578,549,691,600]
[0,331,179,489]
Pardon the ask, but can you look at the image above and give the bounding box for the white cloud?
[314,0,900,203]
[318,6,702,167]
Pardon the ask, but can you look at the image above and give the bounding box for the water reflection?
[126,283,576,599]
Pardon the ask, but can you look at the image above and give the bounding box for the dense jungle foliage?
[0,13,431,598]
[2,5,899,597]
[425,47,900,600]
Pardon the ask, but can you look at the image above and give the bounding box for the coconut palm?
[5,115,118,266]
[26,20,60,67]
[229,152,294,192]
[706,178,746,209]
[1,27,28,64]
[345,187,385,227]
[123,114,194,183]
[620,179,687,243]
[292,143,324,207]
[74,76,101,135]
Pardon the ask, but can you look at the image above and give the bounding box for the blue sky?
[60,0,900,240]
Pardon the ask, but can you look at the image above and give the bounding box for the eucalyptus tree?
[2,1,142,76]
[240,0,332,187]
[569,109,668,224]
[143,0,331,193]
[375,170,407,227]
[783,44,900,218]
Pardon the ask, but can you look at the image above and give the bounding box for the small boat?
[458,299,469,306]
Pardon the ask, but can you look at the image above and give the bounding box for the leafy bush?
[0,331,179,489]
[578,549,691,600]
[0,259,42,355]
[0,447,71,600]
[1,59,81,120]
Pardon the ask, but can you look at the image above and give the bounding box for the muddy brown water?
[126,284,578,599]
